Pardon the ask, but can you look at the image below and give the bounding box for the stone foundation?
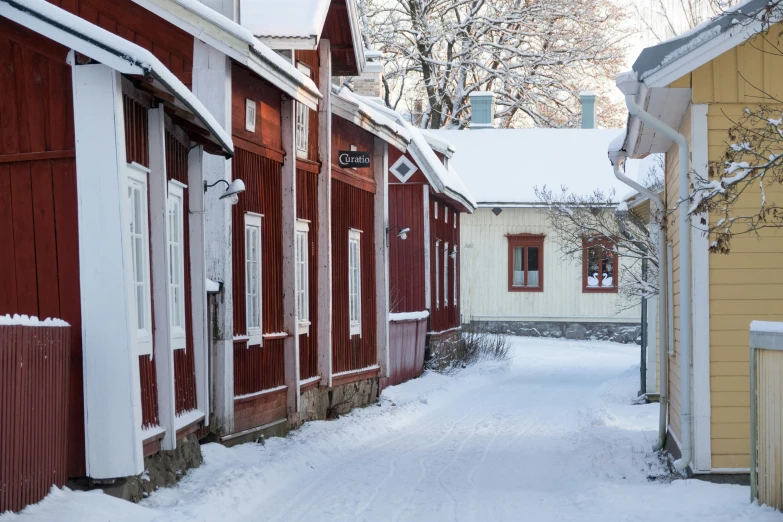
[470,320,641,344]
[299,377,378,422]
[71,433,203,503]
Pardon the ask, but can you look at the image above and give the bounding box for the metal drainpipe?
[610,160,668,451]
[619,73,692,471]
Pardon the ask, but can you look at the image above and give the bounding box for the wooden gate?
[1,322,71,513]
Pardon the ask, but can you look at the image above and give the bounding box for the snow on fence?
[380,313,429,393]
[750,321,783,510]
[0,315,71,513]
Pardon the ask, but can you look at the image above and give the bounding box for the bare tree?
[688,1,783,253]
[358,0,630,129]
[535,163,664,309]
[630,0,733,43]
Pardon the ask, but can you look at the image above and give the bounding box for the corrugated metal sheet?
[233,339,285,396]
[331,179,377,373]
[379,317,427,393]
[297,167,319,380]
[388,184,426,313]
[0,324,70,513]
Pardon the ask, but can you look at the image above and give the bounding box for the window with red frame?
[582,238,618,293]
[507,234,544,292]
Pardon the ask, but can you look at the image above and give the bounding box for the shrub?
[426,326,511,374]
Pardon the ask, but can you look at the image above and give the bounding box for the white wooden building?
[432,94,643,342]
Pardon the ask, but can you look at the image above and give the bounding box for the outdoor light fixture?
[386,225,410,245]
[204,178,246,205]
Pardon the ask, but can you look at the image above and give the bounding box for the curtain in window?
[513,246,524,286]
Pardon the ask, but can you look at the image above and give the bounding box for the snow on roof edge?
[5,0,234,155]
[331,86,411,148]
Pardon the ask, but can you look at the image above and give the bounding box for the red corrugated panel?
[232,339,286,396]
[388,184,426,313]
[331,179,377,374]
[379,317,427,393]
[296,168,319,379]
[429,196,461,333]
[0,324,70,513]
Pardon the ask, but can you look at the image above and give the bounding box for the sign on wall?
[338,150,371,168]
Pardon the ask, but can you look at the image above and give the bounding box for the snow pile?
[4,338,781,522]
[389,311,429,321]
[751,321,783,334]
[0,314,69,327]
[205,278,220,293]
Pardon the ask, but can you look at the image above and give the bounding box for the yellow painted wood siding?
[460,207,640,323]
[667,26,783,469]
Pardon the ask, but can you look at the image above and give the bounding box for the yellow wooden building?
[610,0,783,478]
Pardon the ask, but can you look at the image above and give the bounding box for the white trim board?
[691,103,712,474]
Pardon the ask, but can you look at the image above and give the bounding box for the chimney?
[352,50,384,98]
[469,91,495,129]
[579,91,597,129]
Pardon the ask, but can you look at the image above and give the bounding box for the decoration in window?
[583,238,618,292]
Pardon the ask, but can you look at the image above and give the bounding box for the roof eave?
[331,94,410,151]
[256,35,319,51]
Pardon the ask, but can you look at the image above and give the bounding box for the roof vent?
[469,91,495,129]
[579,91,597,129]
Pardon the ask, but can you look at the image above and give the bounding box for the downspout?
[610,159,668,452]
[617,71,692,472]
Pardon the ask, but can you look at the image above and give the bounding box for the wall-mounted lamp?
[386,225,410,245]
[204,178,246,205]
[449,250,457,259]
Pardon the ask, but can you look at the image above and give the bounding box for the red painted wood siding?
[233,387,286,433]
[166,131,198,414]
[331,116,376,193]
[232,63,283,157]
[232,339,285,396]
[0,324,70,513]
[49,0,194,87]
[296,168,319,379]
[429,196,461,332]
[388,184,426,313]
[379,317,427,394]
[331,179,377,373]
[231,149,286,393]
[0,19,85,477]
[123,94,160,428]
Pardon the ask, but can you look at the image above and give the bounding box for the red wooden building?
[0,0,232,494]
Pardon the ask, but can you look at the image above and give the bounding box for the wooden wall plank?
[0,164,17,312]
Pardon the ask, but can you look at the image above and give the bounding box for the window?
[453,246,458,307]
[445,208,448,223]
[454,213,457,229]
[444,242,449,306]
[389,155,418,183]
[348,229,362,336]
[507,234,544,292]
[127,163,153,357]
[245,213,263,345]
[245,99,256,132]
[296,63,311,159]
[296,220,310,335]
[434,201,439,219]
[167,181,187,349]
[583,238,618,293]
[435,239,441,308]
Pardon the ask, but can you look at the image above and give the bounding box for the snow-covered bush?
[426,326,510,374]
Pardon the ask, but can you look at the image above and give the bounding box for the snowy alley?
[3,337,780,522]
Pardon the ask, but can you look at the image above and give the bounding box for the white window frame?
[389,155,418,183]
[435,239,441,309]
[444,242,449,306]
[453,246,458,307]
[245,99,256,133]
[127,162,153,357]
[445,208,448,223]
[296,219,310,335]
[245,213,263,346]
[348,228,362,337]
[434,201,439,219]
[167,180,187,350]
[295,63,311,159]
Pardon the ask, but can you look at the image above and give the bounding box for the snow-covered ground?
[3,337,781,521]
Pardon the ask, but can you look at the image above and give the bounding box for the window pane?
[587,246,599,287]
[602,248,614,287]
[527,247,539,287]
[513,246,524,286]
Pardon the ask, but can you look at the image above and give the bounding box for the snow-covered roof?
[240,0,330,43]
[633,0,775,82]
[132,0,320,109]
[331,86,411,152]
[420,129,455,158]
[358,96,476,212]
[1,0,233,155]
[432,129,644,206]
